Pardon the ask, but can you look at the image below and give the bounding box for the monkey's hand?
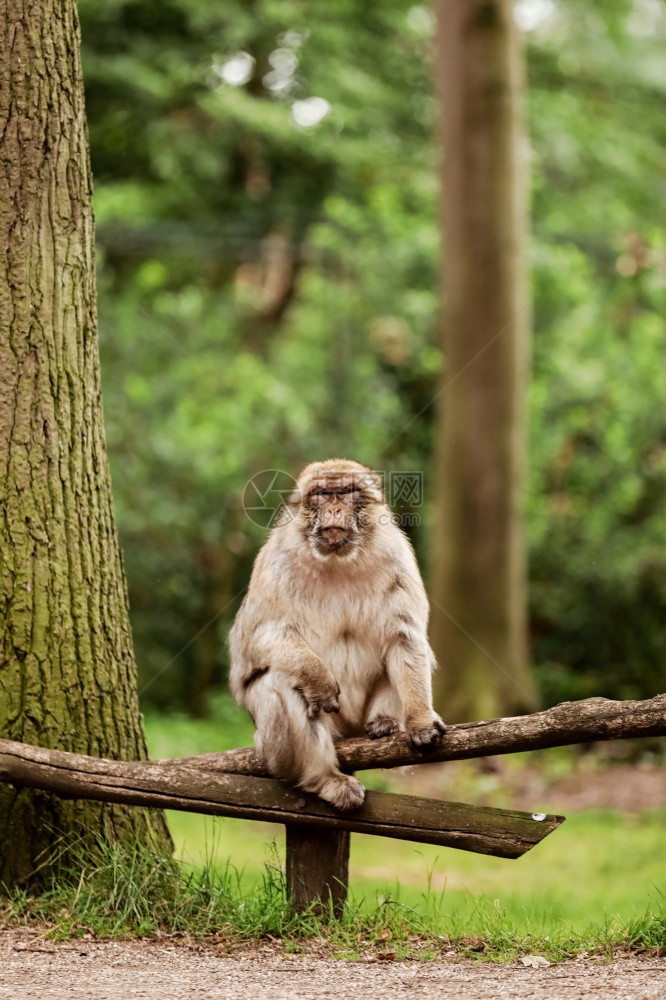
[405,713,446,751]
[295,665,341,718]
[365,716,402,739]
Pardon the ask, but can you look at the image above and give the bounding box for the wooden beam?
[286,825,350,916]
[166,694,666,776]
[0,738,562,858]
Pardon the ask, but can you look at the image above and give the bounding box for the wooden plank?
[0,738,563,858]
[168,694,666,776]
[285,825,350,916]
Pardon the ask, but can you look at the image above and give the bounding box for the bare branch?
[169,694,666,775]
[1,696,661,861]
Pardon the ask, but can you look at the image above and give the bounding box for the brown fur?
[229,459,445,811]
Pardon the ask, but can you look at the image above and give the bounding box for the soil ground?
[1,927,665,1000]
[390,753,666,813]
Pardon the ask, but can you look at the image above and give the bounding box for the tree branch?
[168,694,666,775]
[0,696,663,805]
[0,737,562,858]
[0,696,661,859]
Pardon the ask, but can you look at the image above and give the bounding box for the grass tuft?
[1,834,664,961]
[621,889,666,953]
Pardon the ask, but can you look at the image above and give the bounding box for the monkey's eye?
[309,489,332,504]
[309,484,359,503]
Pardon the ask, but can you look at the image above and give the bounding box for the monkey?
[229,459,445,811]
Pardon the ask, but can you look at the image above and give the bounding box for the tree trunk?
[0,0,172,887]
[430,0,537,721]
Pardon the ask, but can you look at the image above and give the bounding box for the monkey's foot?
[406,715,447,751]
[365,716,401,739]
[318,773,366,812]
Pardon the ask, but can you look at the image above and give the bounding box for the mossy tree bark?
[430,0,537,721]
[0,0,172,886]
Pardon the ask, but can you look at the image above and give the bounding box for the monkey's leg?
[364,678,403,739]
[245,673,365,811]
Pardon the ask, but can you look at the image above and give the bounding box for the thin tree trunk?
[0,0,172,887]
[431,0,536,721]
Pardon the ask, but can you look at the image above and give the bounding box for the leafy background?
[77,0,666,714]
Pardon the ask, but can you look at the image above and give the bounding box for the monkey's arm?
[382,623,445,749]
[230,616,340,718]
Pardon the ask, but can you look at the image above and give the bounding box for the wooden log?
[166,694,666,776]
[0,738,562,858]
[285,825,350,916]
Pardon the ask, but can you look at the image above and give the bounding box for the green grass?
[143,693,254,759]
[161,808,666,936]
[3,833,664,961]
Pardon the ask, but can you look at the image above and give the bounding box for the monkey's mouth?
[316,526,354,552]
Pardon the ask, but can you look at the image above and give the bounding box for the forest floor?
[1,926,665,1000]
[388,752,666,813]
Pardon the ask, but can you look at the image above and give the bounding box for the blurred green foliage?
[78,0,666,713]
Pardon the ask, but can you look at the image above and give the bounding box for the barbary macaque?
[229,459,445,811]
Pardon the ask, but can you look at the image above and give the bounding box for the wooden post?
[285,824,350,917]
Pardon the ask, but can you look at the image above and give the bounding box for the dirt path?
[1,927,664,1000]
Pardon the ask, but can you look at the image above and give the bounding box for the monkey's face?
[291,461,383,560]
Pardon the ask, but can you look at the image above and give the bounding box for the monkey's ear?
[286,483,303,507]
